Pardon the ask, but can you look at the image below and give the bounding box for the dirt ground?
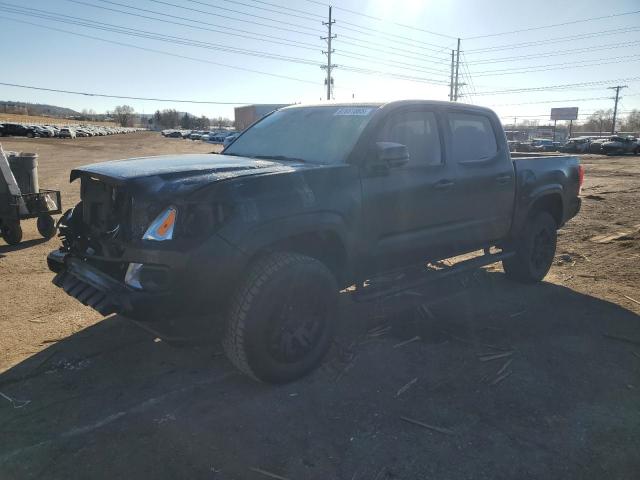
[0,133,639,479]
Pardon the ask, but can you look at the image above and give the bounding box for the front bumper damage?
[48,250,165,316]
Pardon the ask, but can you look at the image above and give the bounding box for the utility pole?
[321,6,336,101]
[449,50,455,101]
[453,38,461,101]
[608,85,627,134]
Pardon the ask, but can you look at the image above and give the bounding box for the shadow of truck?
[1,272,639,480]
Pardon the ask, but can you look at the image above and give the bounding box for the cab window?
[379,111,442,166]
[448,112,498,163]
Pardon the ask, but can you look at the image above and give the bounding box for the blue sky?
[1,0,639,123]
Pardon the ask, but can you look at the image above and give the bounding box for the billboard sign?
[550,107,579,121]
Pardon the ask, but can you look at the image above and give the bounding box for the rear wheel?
[503,211,557,283]
[1,221,23,245]
[223,252,338,383]
[37,214,57,239]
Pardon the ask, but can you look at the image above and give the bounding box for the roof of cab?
[280,100,496,114]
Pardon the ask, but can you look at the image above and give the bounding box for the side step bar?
[352,251,515,303]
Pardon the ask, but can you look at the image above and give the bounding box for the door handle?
[433,179,455,190]
[495,174,512,184]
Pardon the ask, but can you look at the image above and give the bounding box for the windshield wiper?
[252,155,305,163]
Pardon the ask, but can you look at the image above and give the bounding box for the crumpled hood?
[70,153,292,183]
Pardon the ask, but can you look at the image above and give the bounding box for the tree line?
[104,105,234,129]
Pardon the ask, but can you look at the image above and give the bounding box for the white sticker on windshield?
[334,107,373,116]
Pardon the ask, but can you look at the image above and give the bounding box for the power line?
[1,14,451,88]
[216,0,322,22]
[181,0,316,26]
[84,0,323,37]
[466,40,640,65]
[27,6,449,80]
[1,6,322,66]
[71,0,454,66]
[335,52,450,77]
[335,23,454,52]
[471,77,640,96]
[228,0,324,20]
[464,9,640,39]
[0,81,258,104]
[0,16,321,85]
[338,65,450,85]
[65,0,321,43]
[489,95,632,107]
[91,0,454,67]
[471,55,640,77]
[465,26,640,54]
[337,29,454,59]
[300,0,457,39]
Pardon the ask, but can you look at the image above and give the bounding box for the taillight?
[578,164,585,192]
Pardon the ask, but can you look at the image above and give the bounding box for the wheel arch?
[234,213,352,285]
[529,192,563,227]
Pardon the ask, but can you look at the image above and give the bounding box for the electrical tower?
[454,38,461,101]
[608,85,627,134]
[449,50,455,101]
[321,6,337,101]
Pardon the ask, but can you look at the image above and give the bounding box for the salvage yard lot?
[1,132,639,479]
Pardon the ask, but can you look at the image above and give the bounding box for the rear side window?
[448,113,497,162]
[379,111,442,166]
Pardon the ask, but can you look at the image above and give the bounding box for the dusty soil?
[0,136,639,479]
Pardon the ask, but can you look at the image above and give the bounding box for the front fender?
[225,211,352,257]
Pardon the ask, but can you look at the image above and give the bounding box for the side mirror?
[376,142,409,168]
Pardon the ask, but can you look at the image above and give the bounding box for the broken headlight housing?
[142,206,177,241]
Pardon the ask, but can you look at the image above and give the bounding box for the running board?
[352,251,515,303]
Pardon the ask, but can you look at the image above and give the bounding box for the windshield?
[224,105,378,164]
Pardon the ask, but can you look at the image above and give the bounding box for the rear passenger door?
[445,110,515,247]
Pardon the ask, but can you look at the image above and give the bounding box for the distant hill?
[0,101,80,118]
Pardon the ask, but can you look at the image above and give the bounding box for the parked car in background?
[42,125,58,137]
[0,123,39,138]
[588,137,610,153]
[58,127,76,139]
[223,132,240,147]
[601,136,639,155]
[188,131,207,140]
[560,137,591,153]
[165,130,183,138]
[530,138,557,152]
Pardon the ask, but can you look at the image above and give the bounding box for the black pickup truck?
[48,101,583,383]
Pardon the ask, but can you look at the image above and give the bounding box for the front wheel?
[1,221,23,245]
[503,211,557,283]
[37,214,57,239]
[223,252,338,383]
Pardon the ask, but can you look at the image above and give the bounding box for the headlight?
[124,263,143,289]
[143,206,177,241]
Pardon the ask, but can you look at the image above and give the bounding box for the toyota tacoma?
[48,101,583,383]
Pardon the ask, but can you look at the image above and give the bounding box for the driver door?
[359,108,458,273]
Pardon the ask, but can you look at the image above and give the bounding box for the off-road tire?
[37,214,57,239]
[503,211,557,283]
[1,221,23,245]
[223,252,338,383]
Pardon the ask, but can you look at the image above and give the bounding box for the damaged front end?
[48,173,226,319]
[48,175,171,316]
